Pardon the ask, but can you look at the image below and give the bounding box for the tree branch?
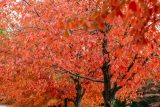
[53,66,104,83]
[23,0,40,17]
[143,94,160,98]
[121,54,138,80]
[127,54,138,72]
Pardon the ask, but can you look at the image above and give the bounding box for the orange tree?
[0,0,160,107]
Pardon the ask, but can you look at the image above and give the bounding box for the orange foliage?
[0,0,160,106]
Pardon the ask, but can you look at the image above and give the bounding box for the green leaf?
[0,29,3,34]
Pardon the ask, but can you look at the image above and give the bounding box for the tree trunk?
[101,62,112,107]
[74,81,82,107]
[64,98,68,107]
[101,27,113,107]
[75,86,82,107]
[74,98,82,107]
[73,77,85,107]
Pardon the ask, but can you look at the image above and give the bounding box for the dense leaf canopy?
[0,0,160,106]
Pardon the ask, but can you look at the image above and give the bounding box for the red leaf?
[116,9,124,17]
[129,1,137,11]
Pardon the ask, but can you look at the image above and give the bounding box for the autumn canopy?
[0,0,160,107]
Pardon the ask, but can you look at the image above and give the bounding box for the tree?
[0,0,160,107]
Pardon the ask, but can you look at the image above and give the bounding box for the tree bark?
[64,98,68,107]
[74,85,82,107]
[102,62,112,107]
[74,98,82,107]
[73,77,85,107]
[101,25,113,107]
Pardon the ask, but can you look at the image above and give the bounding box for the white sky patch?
[155,24,160,32]
[0,105,6,107]
[16,0,21,2]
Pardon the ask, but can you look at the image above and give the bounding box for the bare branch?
[53,66,104,83]
[121,54,138,80]
[127,53,138,72]
[23,0,40,17]
[23,0,31,6]
[143,94,160,98]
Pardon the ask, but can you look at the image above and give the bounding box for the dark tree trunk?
[101,24,114,107]
[64,98,68,107]
[74,98,82,107]
[101,61,112,107]
[74,85,82,107]
[73,77,85,107]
